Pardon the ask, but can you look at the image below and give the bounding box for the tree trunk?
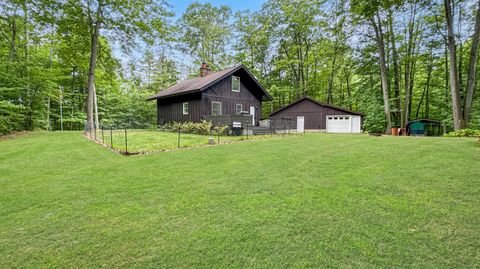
[444,0,465,130]
[370,14,392,134]
[93,84,99,128]
[403,2,418,127]
[388,10,402,127]
[87,4,102,131]
[464,1,480,126]
[346,73,352,110]
[327,54,337,104]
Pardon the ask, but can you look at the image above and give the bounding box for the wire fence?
[83,118,300,156]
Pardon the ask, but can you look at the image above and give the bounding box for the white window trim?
[236,103,243,114]
[182,102,188,115]
[232,76,240,92]
[212,101,222,116]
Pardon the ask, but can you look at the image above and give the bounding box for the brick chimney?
[200,62,211,77]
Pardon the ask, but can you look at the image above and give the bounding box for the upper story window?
[183,102,188,115]
[232,76,240,92]
[212,101,222,116]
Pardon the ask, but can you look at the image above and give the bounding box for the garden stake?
[124,128,128,155]
[177,128,181,148]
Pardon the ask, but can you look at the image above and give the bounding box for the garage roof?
[269,97,363,117]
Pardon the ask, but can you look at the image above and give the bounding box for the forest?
[1,0,480,134]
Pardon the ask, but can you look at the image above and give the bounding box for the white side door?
[297,116,305,133]
[351,116,361,133]
[250,106,255,126]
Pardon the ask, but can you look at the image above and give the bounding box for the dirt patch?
[0,131,32,141]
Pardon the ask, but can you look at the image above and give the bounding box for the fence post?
[110,127,113,148]
[217,129,220,144]
[94,124,97,140]
[246,119,249,139]
[177,128,181,148]
[124,127,128,155]
[101,127,104,143]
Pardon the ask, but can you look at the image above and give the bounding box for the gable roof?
[269,96,363,116]
[147,64,272,101]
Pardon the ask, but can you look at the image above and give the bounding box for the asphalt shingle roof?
[147,65,272,101]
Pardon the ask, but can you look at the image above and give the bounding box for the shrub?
[181,122,196,133]
[159,121,215,135]
[213,125,230,136]
[194,120,213,135]
[444,129,480,138]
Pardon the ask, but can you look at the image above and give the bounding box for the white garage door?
[326,115,361,133]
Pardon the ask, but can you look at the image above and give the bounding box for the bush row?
[444,129,480,138]
[160,120,230,135]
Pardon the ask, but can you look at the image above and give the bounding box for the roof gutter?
[146,89,201,101]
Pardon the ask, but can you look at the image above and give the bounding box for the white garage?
[326,115,362,133]
[269,97,363,131]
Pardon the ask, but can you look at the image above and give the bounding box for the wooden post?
[101,127,104,143]
[246,119,249,139]
[110,127,113,148]
[124,127,128,155]
[59,86,64,131]
[177,128,181,148]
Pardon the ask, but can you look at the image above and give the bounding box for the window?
[232,76,240,92]
[212,101,222,115]
[236,104,243,114]
[182,102,188,115]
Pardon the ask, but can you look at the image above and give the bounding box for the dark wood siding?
[270,99,359,129]
[156,92,203,124]
[155,70,265,126]
[202,72,262,125]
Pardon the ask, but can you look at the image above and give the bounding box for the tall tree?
[370,13,392,134]
[64,0,171,131]
[464,0,480,126]
[177,2,232,70]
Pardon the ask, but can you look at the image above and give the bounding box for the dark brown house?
[147,63,272,126]
[269,97,363,133]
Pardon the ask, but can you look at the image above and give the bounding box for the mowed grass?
[93,129,272,153]
[1,132,480,268]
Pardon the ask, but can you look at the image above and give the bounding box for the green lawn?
[1,132,479,268]
[91,129,273,153]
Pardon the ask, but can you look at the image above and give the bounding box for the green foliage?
[176,2,232,70]
[213,125,230,136]
[444,129,480,138]
[194,120,213,135]
[160,120,214,136]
